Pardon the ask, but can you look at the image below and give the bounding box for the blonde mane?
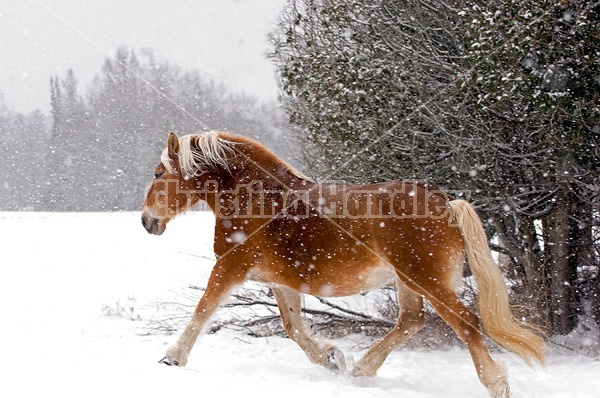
[161,131,312,181]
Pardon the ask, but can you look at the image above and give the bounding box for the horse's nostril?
[142,215,163,235]
[142,216,156,233]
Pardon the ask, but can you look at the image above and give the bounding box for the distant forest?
[0,47,293,211]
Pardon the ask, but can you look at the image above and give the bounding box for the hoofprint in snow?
[0,211,597,397]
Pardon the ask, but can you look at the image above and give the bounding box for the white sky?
[0,0,286,114]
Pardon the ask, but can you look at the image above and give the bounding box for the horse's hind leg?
[272,286,346,372]
[418,283,509,398]
[351,281,424,377]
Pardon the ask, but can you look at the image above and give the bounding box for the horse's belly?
[250,261,397,297]
[333,263,397,296]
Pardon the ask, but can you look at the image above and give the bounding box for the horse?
[141,131,545,398]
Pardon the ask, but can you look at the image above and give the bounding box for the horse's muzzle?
[141,215,165,235]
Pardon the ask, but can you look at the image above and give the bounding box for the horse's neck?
[229,152,304,189]
[200,166,312,219]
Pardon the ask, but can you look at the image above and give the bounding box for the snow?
[1,211,599,397]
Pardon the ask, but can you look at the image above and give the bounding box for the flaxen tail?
[449,199,546,366]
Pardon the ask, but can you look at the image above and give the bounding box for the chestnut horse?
[141,131,545,398]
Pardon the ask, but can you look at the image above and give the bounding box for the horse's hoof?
[489,383,510,398]
[326,347,346,373]
[159,356,179,366]
[350,365,375,377]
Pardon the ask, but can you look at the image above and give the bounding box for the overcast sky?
[0,0,286,114]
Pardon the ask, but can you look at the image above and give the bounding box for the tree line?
[269,0,599,336]
[0,47,291,211]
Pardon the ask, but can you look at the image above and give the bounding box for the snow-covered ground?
[1,211,598,397]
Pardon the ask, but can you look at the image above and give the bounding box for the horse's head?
[141,130,306,234]
[141,132,204,235]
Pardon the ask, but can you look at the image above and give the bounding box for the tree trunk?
[545,180,578,335]
[493,215,546,317]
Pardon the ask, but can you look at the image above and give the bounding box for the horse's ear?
[167,132,180,159]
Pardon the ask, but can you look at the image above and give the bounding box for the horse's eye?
[154,172,164,179]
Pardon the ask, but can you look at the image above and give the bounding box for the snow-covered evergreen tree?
[270,0,600,335]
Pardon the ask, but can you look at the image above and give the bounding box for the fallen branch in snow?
[142,283,398,338]
[140,282,473,351]
[193,284,397,338]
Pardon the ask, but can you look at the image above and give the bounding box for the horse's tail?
[449,199,546,367]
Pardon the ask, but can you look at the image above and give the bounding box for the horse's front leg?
[160,258,247,367]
